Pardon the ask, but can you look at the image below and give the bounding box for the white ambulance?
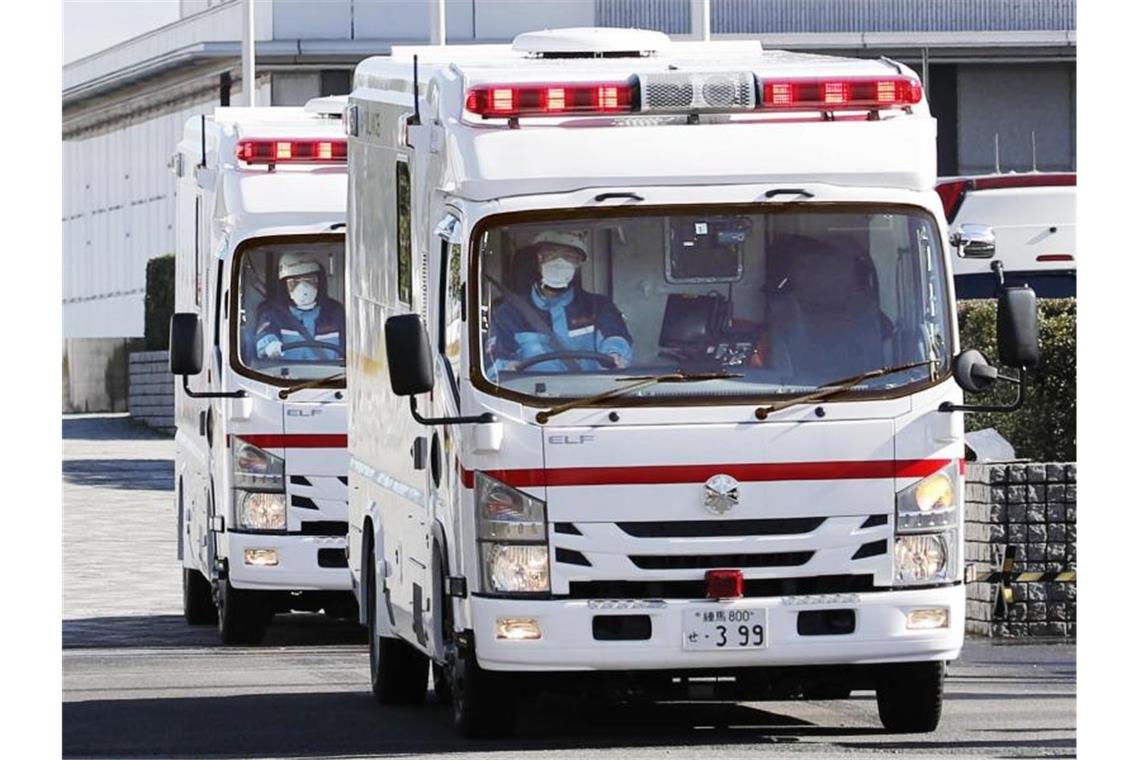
[169,98,355,645]
[344,29,1039,736]
[937,172,1076,299]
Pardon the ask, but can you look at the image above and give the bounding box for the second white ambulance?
[169,98,355,645]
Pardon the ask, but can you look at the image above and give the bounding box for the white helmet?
[531,230,588,259]
[278,252,322,280]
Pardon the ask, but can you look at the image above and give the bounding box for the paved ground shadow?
[64,689,892,758]
[63,458,174,491]
[63,613,367,649]
[63,415,169,441]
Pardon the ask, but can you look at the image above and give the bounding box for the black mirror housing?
[997,286,1040,368]
[169,313,203,376]
[385,314,435,396]
[952,349,999,393]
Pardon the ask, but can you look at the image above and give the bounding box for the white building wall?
[63,101,209,339]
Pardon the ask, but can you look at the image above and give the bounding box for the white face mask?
[540,257,578,290]
[289,281,318,310]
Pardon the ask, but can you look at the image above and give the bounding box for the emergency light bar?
[464,82,634,118]
[464,74,922,119]
[235,138,347,165]
[760,77,922,110]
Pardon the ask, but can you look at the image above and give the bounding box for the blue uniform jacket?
[487,285,633,377]
[255,298,345,362]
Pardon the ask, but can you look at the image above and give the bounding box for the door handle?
[411,436,428,470]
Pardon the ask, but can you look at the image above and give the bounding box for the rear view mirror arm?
[938,368,1026,413]
[181,375,246,399]
[409,397,496,426]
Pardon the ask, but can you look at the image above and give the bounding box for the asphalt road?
[62,414,1076,759]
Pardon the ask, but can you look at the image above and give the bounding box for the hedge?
[144,254,175,350]
[956,298,1075,462]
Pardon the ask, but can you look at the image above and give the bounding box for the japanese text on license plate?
[683,607,768,651]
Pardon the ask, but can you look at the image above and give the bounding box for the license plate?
[682,605,768,651]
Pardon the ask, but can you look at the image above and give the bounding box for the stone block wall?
[964,462,1076,638]
[127,351,174,433]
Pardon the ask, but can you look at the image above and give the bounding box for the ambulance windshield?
[475,206,951,403]
[232,238,346,383]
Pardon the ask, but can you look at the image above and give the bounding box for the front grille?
[617,517,825,538]
[630,551,812,570]
[291,495,319,510]
[851,539,888,560]
[565,574,876,600]
[299,521,349,536]
[555,548,592,566]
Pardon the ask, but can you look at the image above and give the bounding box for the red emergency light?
[705,568,744,599]
[464,82,635,118]
[761,76,922,110]
[235,138,347,165]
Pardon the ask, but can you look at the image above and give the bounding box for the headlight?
[896,465,958,533]
[475,472,546,541]
[237,491,287,531]
[894,531,955,585]
[482,543,550,593]
[233,437,285,490]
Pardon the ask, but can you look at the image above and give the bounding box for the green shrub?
[956,298,1075,462]
[144,254,175,350]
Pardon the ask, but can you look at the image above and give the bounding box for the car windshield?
[475,206,951,403]
[233,237,346,382]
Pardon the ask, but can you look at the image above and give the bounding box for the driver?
[254,251,345,362]
[487,231,633,375]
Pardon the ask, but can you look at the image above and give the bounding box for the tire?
[450,645,517,739]
[876,661,944,733]
[366,541,429,705]
[432,661,453,705]
[182,567,217,625]
[217,579,268,646]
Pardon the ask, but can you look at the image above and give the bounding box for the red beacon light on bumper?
[235,138,347,165]
[705,568,744,599]
[464,81,634,118]
[762,76,922,110]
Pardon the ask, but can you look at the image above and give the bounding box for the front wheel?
[182,567,216,625]
[366,543,428,704]
[217,579,268,645]
[876,661,944,733]
[450,645,517,739]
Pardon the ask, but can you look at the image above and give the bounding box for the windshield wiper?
[535,371,742,424]
[753,360,935,420]
[278,372,346,400]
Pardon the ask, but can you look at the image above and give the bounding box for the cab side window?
[396,160,412,306]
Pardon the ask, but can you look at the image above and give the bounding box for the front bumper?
[472,585,963,672]
[227,533,352,591]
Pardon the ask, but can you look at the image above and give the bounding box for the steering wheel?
[513,351,619,371]
[270,340,345,358]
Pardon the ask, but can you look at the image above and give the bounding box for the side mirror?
[951,349,999,393]
[997,285,1040,369]
[951,223,996,259]
[169,313,203,376]
[385,314,435,396]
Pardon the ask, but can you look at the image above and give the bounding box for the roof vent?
[512,27,670,58]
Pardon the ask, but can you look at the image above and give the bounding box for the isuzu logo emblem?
[703,474,739,515]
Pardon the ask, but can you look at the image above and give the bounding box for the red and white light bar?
[235,138,347,165]
[465,82,634,118]
[464,74,922,119]
[761,76,922,110]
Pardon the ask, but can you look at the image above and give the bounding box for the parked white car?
[937,173,1075,299]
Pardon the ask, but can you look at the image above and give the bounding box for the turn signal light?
[705,568,744,599]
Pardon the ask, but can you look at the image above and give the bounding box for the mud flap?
[412,583,428,647]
